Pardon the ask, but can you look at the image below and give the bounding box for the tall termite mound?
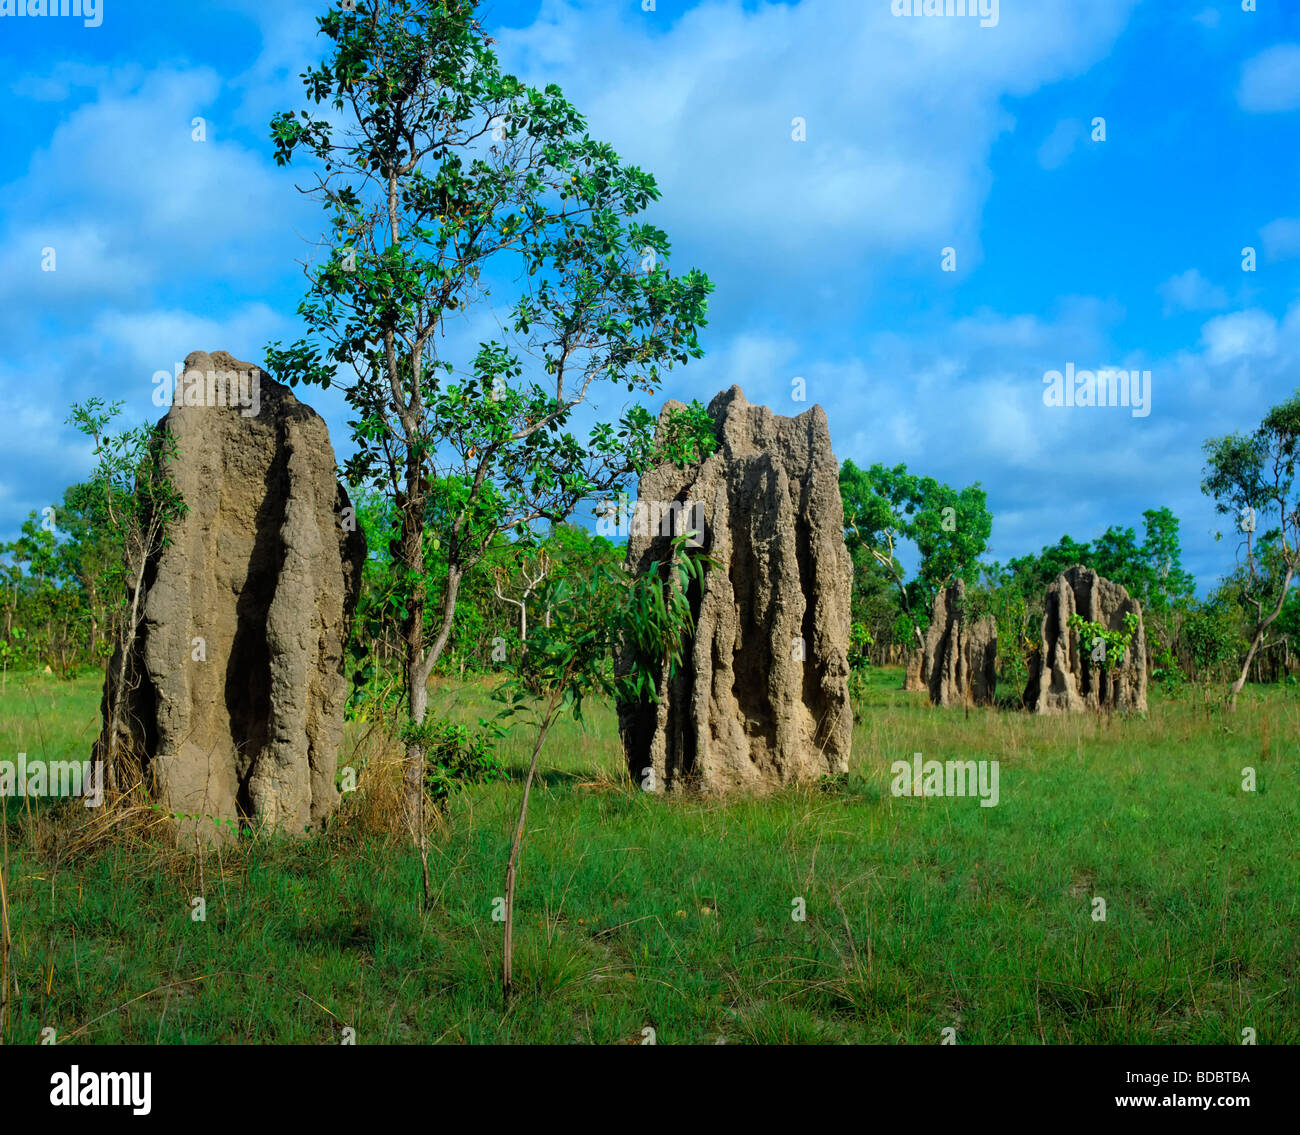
[1024,564,1148,714]
[97,350,365,842]
[616,386,853,792]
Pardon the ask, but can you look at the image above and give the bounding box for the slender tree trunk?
[402,640,427,817]
[426,568,463,679]
[902,624,926,691]
[0,800,13,1043]
[103,545,152,793]
[1229,567,1295,711]
[398,467,432,885]
[503,683,565,1005]
[405,654,430,902]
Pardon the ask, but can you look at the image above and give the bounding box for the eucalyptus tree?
[68,400,187,788]
[1202,393,1300,710]
[267,0,712,833]
[839,460,992,677]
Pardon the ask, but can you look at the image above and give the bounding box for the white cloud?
[10,62,125,102]
[1199,309,1279,363]
[657,331,801,410]
[1158,269,1229,315]
[672,296,1300,586]
[1237,43,1300,113]
[492,0,1137,296]
[887,411,923,453]
[1,65,311,300]
[90,304,290,385]
[0,222,152,308]
[0,365,93,522]
[1259,216,1300,262]
[219,0,335,134]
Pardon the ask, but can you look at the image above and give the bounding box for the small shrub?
[403,717,505,808]
[1151,642,1185,688]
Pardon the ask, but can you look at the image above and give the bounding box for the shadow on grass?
[498,765,612,788]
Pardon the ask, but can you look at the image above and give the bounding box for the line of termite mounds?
[917,566,1147,714]
[614,390,1149,798]
[92,361,1146,841]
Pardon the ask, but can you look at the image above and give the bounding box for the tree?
[69,400,187,789]
[839,460,992,679]
[1273,580,1300,679]
[846,549,904,665]
[1,514,77,676]
[498,533,709,1004]
[266,0,713,840]
[1089,508,1195,615]
[1202,392,1300,710]
[56,483,123,666]
[1005,534,1093,596]
[969,562,1033,700]
[1183,601,1240,708]
[493,548,549,645]
[1136,506,1196,612]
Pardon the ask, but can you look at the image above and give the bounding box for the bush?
[404,717,505,808]
[1151,642,1185,688]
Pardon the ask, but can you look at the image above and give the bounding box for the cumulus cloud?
[1158,269,1229,315]
[1199,309,1280,363]
[671,297,1300,586]
[9,62,126,102]
[1237,43,1300,113]
[90,303,290,385]
[219,0,337,133]
[0,59,321,533]
[492,0,1137,318]
[0,222,152,312]
[12,67,302,278]
[1259,216,1300,262]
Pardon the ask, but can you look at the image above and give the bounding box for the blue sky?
[2,0,1299,590]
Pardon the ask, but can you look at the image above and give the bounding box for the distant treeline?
[2,461,1297,703]
[841,459,1300,697]
[0,478,623,692]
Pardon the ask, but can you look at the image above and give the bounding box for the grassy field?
[0,667,1297,1044]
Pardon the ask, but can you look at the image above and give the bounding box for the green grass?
[1,667,1297,1044]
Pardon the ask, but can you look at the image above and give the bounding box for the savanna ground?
[0,668,1296,1045]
